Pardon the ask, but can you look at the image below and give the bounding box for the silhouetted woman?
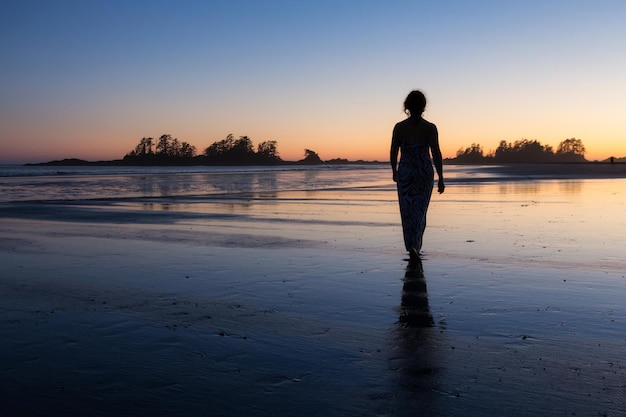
[390,90,444,259]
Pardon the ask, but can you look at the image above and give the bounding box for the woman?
[390,90,445,259]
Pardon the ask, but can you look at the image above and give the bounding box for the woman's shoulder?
[421,118,437,130]
[394,118,412,129]
[395,117,436,131]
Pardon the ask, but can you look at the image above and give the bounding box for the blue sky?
[2,0,625,162]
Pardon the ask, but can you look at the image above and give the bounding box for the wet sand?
[1,167,625,416]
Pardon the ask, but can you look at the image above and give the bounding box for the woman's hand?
[392,171,398,182]
[438,178,445,194]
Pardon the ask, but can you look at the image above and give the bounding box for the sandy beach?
[1,164,625,416]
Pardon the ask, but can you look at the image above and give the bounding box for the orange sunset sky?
[1,1,625,164]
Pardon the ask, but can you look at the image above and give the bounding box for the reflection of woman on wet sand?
[399,258,434,328]
[390,90,444,259]
[391,258,441,416]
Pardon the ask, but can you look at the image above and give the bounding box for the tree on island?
[202,134,282,165]
[132,137,154,156]
[257,140,280,161]
[298,149,323,164]
[556,138,586,162]
[124,134,196,164]
[454,138,587,163]
[454,143,484,163]
[493,139,554,163]
[123,133,281,165]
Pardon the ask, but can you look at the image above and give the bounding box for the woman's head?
[404,90,426,117]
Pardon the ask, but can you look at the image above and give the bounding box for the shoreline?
[21,157,626,175]
[473,161,626,179]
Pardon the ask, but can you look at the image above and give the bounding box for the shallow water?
[429,178,626,271]
[0,164,503,202]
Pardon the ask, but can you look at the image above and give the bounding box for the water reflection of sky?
[429,179,625,272]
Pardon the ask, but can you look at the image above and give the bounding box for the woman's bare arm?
[390,126,400,182]
[429,125,445,193]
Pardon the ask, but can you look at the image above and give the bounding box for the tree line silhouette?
[124,133,315,165]
[122,133,363,165]
[29,134,599,167]
[453,138,587,163]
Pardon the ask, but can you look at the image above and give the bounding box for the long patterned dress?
[396,141,434,253]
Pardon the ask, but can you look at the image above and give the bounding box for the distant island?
[451,138,624,164]
[26,134,382,167]
[26,134,625,167]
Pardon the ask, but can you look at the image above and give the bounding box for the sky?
[1,0,626,163]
